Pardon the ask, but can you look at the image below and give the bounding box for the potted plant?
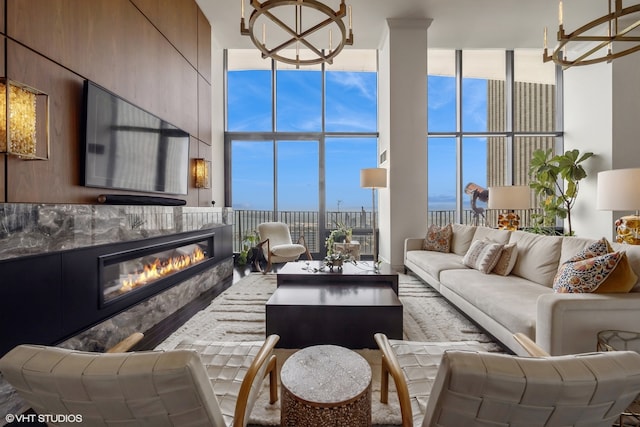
[325,221,352,255]
[528,148,594,236]
[236,230,260,266]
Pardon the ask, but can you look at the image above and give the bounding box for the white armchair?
[375,332,640,427]
[256,222,311,273]
[0,335,280,427]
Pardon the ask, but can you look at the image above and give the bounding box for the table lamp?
[488,185,531,230]
[596,168,640,245]
[360,168,387,263]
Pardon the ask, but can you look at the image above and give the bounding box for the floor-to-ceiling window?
[225,49,378,256]
[427,49,561,227]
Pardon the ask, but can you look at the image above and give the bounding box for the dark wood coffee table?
[276,260,399,294]
[265,283,403,349]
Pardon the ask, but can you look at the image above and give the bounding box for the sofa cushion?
[405,250,467,281]
[462,240,504,274]
[492,243,518,276]
[472,227,511,245]
[508,231,562,287]
[450,224,476,256]
[439,269,548,338]
[597,252,638,293]
[423,224,452,253]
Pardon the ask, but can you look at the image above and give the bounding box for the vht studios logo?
[5,413,83,424]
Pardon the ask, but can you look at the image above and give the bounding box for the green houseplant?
[528,148,594,236]
[325,221,352,255]
[236,230,260,266]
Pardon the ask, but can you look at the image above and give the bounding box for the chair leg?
[266,355,278,404]
[380,355,389,404]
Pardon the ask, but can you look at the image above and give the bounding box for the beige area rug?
[156,272,502,425]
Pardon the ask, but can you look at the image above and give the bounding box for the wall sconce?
[0,78,49,160]
[194,158,210,189]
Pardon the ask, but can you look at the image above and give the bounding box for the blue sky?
[228,70,487,212]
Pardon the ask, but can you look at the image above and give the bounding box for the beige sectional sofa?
[404,224,640,356]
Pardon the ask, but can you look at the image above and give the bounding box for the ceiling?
[196,0,606,51]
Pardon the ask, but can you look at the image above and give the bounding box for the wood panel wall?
[0,0,212,205]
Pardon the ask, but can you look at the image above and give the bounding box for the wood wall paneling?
[2,0,209,205]
[6,41,86,203]
[0,35,5,202]
[198,75,212,145]
[197,8,211,84]
[7,0,198,137]
[197,140,212,207]
[131,0,198,70]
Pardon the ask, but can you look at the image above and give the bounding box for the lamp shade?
[360,168,387,189]
[488,186,531,210]
[597,168,640,211]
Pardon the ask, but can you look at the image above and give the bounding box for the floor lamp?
[360,168,387,264]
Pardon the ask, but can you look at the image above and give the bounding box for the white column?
[378,18,431,270]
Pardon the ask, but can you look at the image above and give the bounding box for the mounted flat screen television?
[82,80,189,195]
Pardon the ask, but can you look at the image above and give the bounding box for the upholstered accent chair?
[257,221,311,273]
[0,335,280,427]
[374,332,640,427]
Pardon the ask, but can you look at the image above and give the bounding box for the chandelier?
[240,0,354,67]
[543,0,640,68]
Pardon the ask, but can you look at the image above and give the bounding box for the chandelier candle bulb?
[559,0,563,26]
[262,23,266,45]
[349,5,352,29]
[241,0,244,19]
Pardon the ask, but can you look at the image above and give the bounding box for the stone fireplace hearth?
[0,203,234,417]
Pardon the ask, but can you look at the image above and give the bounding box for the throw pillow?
[554,237,638,293]
[463,240,504,274]
[565,237,612,263]
[423,224,453,253]
[596,252,638,293]
[492,243,518,276]
[553,251,624,293]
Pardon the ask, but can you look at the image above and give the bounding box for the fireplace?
[0,225,232,356]
[100,233,213,306]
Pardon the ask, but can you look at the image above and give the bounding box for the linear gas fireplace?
[0,225,232,356]
[100,234,213,306]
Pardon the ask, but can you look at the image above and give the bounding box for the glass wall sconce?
[194,158,210,189]
[0,78,49,160]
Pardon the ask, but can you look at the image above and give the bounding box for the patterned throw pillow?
[553,252,624,293]
[423,224,453,253]
[553,237,638,293]
[462,239,504,274]
[492,243,518,276]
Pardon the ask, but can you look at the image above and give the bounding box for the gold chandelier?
[544,0,640,69]
[240,0,354,67]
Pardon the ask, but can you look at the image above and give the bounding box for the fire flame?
[120,246,206,293]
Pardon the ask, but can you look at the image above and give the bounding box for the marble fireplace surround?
[0,203,233,354]
[0,203,235,417]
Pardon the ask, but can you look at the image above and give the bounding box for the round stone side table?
[280,344,372,427]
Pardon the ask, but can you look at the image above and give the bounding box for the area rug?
[156,272,502,425]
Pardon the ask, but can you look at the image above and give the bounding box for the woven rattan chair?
[0,335,279,427]
[256,222,311,273]
[375,332,640,427]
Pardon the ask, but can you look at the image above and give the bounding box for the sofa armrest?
[404,238,424,255]
[536,292,640,356]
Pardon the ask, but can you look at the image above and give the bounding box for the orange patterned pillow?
[423,224,452,253]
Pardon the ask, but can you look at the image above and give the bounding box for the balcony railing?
[233,208,538,256]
